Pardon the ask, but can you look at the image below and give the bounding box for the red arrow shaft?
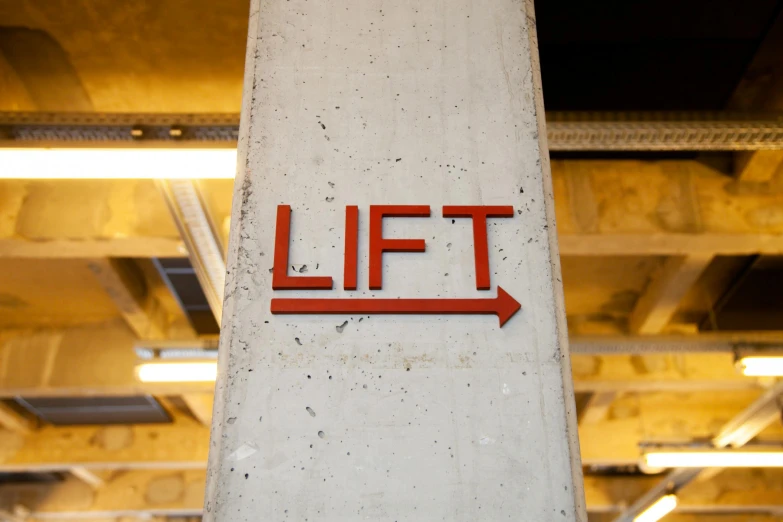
[271,297,497,316]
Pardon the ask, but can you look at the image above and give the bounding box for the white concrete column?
[205,0,586,520]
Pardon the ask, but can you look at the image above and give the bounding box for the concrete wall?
[205,0,585,520]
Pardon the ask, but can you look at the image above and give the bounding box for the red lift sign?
[269,204,521,327]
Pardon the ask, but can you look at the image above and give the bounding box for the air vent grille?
[15,395,170,425]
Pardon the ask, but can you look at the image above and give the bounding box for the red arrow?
[270,286,521,327]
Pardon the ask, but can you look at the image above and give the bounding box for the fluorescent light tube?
[0,148,236,179]
[136,361,218,383]
[643,450,783,469]
[737,355,783,377]
[633,494,677,522]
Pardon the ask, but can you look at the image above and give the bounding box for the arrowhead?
[495,286,521,327]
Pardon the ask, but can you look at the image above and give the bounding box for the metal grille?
[4,111,783,150]
[570,331,783,354]
[135,338,220,359]
[0,112,239,143]
[547,121,783,151]
[157,181,226,324]
[546,111,783,151]
[151,257,222,335]
[15,396,170,425]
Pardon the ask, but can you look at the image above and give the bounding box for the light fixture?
[136,361,218,383]
[643,449,783,469]
[736,355,783,377]
[0,148,237,179]
[633,494,677,522]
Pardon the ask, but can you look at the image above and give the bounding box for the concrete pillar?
[205,0,585,520]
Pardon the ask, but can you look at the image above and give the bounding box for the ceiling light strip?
[613,380,783,522]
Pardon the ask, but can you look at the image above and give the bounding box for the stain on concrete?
[145,473,185,504]
[571,355,602,377]
[745,205,783,228]
[630,354,669,374]
[0,293,27,308]
[89,425,133,451]
[608,398,639,420]
[600,290,639,314]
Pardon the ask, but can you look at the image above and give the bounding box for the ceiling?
[1,1,783,521]
[1,0,781,113]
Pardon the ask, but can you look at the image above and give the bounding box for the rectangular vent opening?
[15,395,171,425]
[153,257,220,335]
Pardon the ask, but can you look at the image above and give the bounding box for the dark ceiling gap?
[152,257,220,335]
